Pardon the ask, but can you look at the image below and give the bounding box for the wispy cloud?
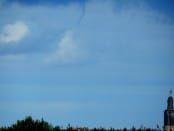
[0,101,94,113]
[0,21,28,44]
[0,1,173,66]
[0,54,27,62]
[45,31,84,64]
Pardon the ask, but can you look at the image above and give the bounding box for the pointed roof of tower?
[167,89,173,110]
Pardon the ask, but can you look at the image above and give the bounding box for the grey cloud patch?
[77,0,174,64]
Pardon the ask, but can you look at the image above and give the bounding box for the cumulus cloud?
[45,31,84,64]
[0,21,28,44]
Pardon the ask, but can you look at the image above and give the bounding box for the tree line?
[0,116,161,131]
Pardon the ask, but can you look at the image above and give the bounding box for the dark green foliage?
[0,116,52,131]
[0,116,161,131]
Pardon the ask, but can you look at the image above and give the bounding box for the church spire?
[169,89,173,96]
[167,89,173,110]
[164,90,174,131]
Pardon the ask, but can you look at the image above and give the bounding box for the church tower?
[164,90,174,131]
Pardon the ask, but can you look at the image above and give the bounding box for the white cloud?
[45,31,84,64]
[0,21,28,44]
[0,1,173,65]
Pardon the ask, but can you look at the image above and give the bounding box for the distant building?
[164,90,174,131]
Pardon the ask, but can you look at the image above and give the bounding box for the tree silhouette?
[0,116,161,131]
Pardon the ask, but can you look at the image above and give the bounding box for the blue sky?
[0,0,174,129]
